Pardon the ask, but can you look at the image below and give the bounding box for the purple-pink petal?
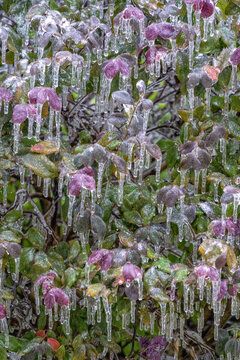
[217,279,228,301]
[69,174,83,196]
[0,88,13,101]
[78,167,95,177]
[100,251,113,271]
[42,280,53,295]
[228,285,238,297]
[52,288,69,307]
[208,267,219,281]
[145,24,159,41]
[87,249,107,265]
[36,273,56,287]
[122,262,143,283]
[158,23,177,39]
[212,220,225,237]
[226,218,240,236]
[117,58,130,77]
[146,46,157,65]
[123,6,144,20]
[44,289,56,309]
[200,0,215,18]
[47,89,62,111]
[104,60,120,79]
[195,265,209,277]
[230,47,240,66]
[0,304,6,319]
[81,174,96,191]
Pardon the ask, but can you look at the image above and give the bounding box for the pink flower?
[122,262,143,284]
[36,273,56,287]
[195,265,219,281]
[217,279,228,301]
[104,58,130,79]
[123,6,144,20]
[12,104,36,124]
[52,288,69,307]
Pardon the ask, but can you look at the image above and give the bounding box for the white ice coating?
[97,162,105,198]
[67,194,75,226]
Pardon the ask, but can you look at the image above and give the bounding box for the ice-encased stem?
[80,188,87,217]
[201,168,207,194]
[1,39,7,65]
[13,123,20,154]
[186,4,193,26]
[206,87,211,116]
[194,169,200,195]
[166,207,173,235]
[189,40,194,70]
[231,64,238,93]
[156,157,162,184]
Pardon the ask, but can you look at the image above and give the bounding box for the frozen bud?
[104,59,120,79]
[141,99,153,111]
[122,262,143,284]
[145,46,157,65]
[211,220,225,237]
[146,144,162,159]
[145,24,160,41]
[220,193,234,204]
[12,104,36,124]
[6,243,21,258]
[117,58,130,77]
[136,80,146,96]
[158,23,178,39]
[217,279,228,301]
[203,65,220,83]
[111,154,127,173]
[125,283,139,300]
[199,0,215,18]
[44,289,56,309]
[205,132,219,148]
[215,253,227,269]
[179,141,197,155]
[133,241,147,255]
[196,148,211,169]
[184,204,196,223]
[0,304,6,319]
[36,273,56,287]
[226,218,240,236]
[123,6,144,20]
[52,288,69,307]
[0,87,13,101]
[28,87,49,105]
[100,251,113,271]
[228,285,238,296]
[187,72,201,88]
[112,249,127,267]
[230,46,240,66]
[0,244,6,259]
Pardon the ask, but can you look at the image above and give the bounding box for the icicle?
[118,173,125,205]
[85,264,90,285]
[180,169,187,188]
[184,285,189,313]
[104,32,111,57]
[188,87,194,121]
[28,115,34,139]
[233,193,240,223]
[54,302,58,321]
[34,284,40,315]
[186,4,193,26]
[127,143,134,170]
[43,178,50,198]
[79,188,87,217]
[58,173,64,197]
[96,297,101,323]
[48,308,53,330]
[6,301,11,319]
[180,315,185,340]
[145,152,151,169]
[201,168,207,194]
[189,40,194,70]
[160,302,166,335]
[97,162,105,199]
[231,64,238,93]
[194,169,200,195]
[53,63,60,88]
[3,100,9,115]
[198,276,205,301]
[64,305,71,335]
[68,194,75,226]
[76,66,82,89]
[71,288,76,311]
[122,313,126,329]
[13,123,20,154]
[48,107,54,140]
[1,318,9,348]
[212,280,219,303]
[156,157,162,183]
[203,18,209,41]
[0,259,2,290]
[220,138,226,165]
[38,46,44,60]
[55,111,61,149]
[136,277,143,301]
[12,258,20,283]
[91,189,96,214]
[39,63,46,86]
[213,181,219,202]
[150,312,155,334]
[130,300,135,323]
[166,207,173,235]
[1,39,7,65]
[206,87,211,116]
[189,287,194,315]
[178,221,184,242]
[184,123,188,143]
[36,103,43,138]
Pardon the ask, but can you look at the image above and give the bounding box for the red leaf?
[47,338,60,351]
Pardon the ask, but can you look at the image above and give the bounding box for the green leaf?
[166,145,178,168]
[0,230,20,243]
[153,257,171,274]
[123,210,142,226]
[3,210,23,223]
[157,139,174,151]
[28,228,45,249]
[64,267,77,287]
[173,268,189,281]
[218,27,235,46]
[176,52,189,94]
[68,240,80,261]
[20,248,35,277]
[228,115,240,139]
[73,345,86,360]
[230,95,240,111]
[22,153,58,178]
[56,345,65,360]
[140,204,156,225]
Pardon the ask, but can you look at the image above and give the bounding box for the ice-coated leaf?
[31,141,59,154]
[22,153,58,178]
[112,90,134,105]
